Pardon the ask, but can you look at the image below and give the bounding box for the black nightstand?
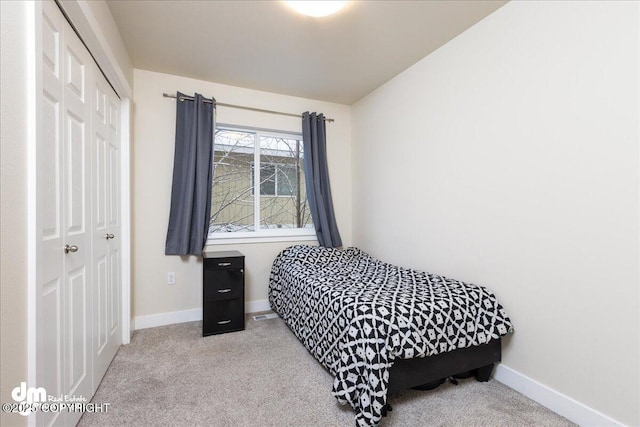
[202,250,245,336]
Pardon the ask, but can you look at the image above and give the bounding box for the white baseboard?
[245,299,270,313]
[493,364,623,426]
[134,308,202,330]
[133,299,272,330]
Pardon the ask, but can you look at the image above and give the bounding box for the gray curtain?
[165,92,215,255]
[302,112,342,248]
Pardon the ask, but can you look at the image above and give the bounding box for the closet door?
[92,73,122,382]
[62,19,94,420]
[40,4,66,425]
[40,2,94,425]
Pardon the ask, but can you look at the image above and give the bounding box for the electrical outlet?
[167,272,176,285]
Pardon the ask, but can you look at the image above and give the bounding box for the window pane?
[278,165,295,196]
[298,159,313,229]
[259,136,312,229]
[210,129,255,232]
[260,164,276,195]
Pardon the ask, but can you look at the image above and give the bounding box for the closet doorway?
[33,2,130,425]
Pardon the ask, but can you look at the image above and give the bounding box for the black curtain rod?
[162,93,335,123]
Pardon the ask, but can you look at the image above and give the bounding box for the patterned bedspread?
[268,245,513,427]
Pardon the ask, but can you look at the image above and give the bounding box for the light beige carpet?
[79,315,574,427]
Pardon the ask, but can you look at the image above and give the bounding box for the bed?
[268,245,513,427]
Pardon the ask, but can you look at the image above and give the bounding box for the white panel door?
[92,72,122,382]
[40,2,93,425]
[106,87,122,356]
[62,9,93,424]
[40,4,65,426]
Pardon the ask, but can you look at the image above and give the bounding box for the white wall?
[132,69,351,322]
[352,1,638,425]
[0,2,29,426]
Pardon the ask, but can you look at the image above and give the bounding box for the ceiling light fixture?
[285,1,347,18]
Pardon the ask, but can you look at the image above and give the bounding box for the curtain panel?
[165,92,215,255]
[302,112,342,248]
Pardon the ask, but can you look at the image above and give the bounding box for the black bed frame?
[388,338,501,393]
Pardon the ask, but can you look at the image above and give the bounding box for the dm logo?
[11,382,46,416]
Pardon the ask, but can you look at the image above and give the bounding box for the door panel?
[94,89,109,360]
[42,13,59,77]
[65,113,86,235]
[108,141,119,227]
[96,87,107,124]
[66,265,87,393]
[96,255,108,352]
[65,48,84,100]
[107,92,121,340]
[108,100,119,134]
[41,92,61,239]
[93,73,122,382]
[109,248,120,332]
[95,135,107,229]
[40,3,65,426]
[61,7,93,425]
[42,280,61,427]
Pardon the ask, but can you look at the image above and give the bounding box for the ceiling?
[107,1,507,105]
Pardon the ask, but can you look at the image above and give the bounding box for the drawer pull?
[218,262,232,267]
[217,320,232,325]
[217,288,232,293]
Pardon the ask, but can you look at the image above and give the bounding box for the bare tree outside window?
[210,127,312,234]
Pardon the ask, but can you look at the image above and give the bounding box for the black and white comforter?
[269,245,513,427]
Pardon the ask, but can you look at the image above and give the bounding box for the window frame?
[207,124,316,246]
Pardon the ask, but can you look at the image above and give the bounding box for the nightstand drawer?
[203,299,244,336]
[204,256,244,270]
[203,269,243,301]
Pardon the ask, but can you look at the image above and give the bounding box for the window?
[209,125,314,243]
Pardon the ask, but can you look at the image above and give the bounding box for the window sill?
[206,231,317,246]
